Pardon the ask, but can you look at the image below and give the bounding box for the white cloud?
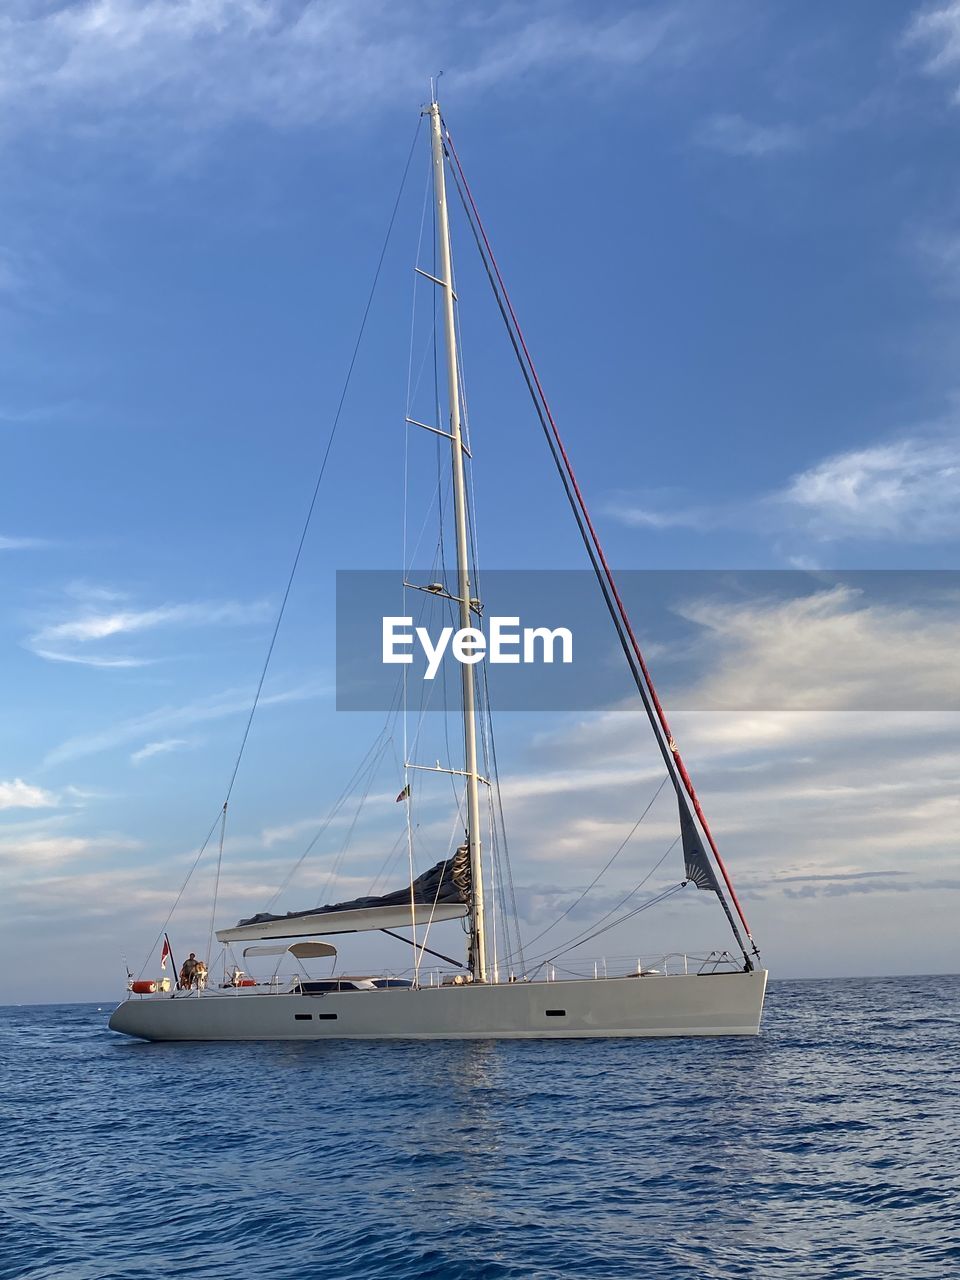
[913,225,960,292]
[130,738,192,765]
[675,584,960,711]
[506,705,960,905]
[0,1,704,141]
[27,596,271,667]
[604,493,714,531]
[496,581,960,927]
[455,7,694,92]
[45,679,327,766]
[0,246,26,294]
[607,430,960,546]
[0,778,59,811]
[0,832,140,868]
[696,112,805,157]
[0,534,50,550]
[0,402,77,424]
[781,435,960,540]
[905,2,960,99]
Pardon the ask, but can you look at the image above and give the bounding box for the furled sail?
[216,847,472,943]
[678,799,722,893]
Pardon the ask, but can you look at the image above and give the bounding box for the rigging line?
[404,471,446,570]
[138,126,422,973]
[264,715,397,909]
[413,824,454,985]
[388,720,418,959]
[367,827,409,897]
[402,154,430,954]
[522,836,680,969]
[316,731,395,905]
[219,113,423,813]
[520,773,671,955]
[404,766,418,963]
[451,239,519,968]
[404,145,432,587]
[443,153,691,861]
[544,883,686,963]
[437,559,460,813]
[459,364,523,974]
[535,836,678,961]
[404,572,450,758]
[486,771,515,977]
[443,151,751,971]
[406,150,433,425]
[442,123,756,957]
[444,158,653,701]
[407,327,441,424]
[473,634,519,972]
[432,154,444,568]
[137,806,224,978]
[205,802,229,969]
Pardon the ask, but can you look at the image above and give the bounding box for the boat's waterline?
[108,969,767,1042]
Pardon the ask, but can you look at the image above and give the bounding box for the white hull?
[109,969,767,1042]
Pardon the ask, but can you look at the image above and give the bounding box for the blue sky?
[2,0,959,1001]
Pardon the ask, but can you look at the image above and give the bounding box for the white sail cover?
[218,900,467,943]
[217,853,471,943]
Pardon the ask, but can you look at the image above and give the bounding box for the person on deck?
[179,953,198,989]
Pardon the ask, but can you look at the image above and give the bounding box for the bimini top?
[242,942,338,960]
[216,852,470,944]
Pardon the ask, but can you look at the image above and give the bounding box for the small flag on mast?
[396,783,411,803]
[160,936,172,970]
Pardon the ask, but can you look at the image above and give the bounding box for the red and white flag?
[160,937,172,970]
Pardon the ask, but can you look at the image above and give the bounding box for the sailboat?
[109,98,767,1042]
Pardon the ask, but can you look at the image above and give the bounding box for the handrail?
[129,950,746,998]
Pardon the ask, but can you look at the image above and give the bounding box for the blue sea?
[0,976,957,1280]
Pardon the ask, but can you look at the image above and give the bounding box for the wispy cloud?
[508,696,960,903]
[696,112,805,158]
[0,779,59,811]
[130,738,192,766]
[0,401,79,424]
[604,490,715,531]
[607,429,960,546]
[675,584,960,711]
[0,247,26,294]
[782,435,960,541]
[0,1,706,143]
[904,1,960,99]
[911,222,960,295]
[0,534,51,551]
[26,595,271,668]
[45,679,327,767]
[0,832,140,868]
[455,6,697,92]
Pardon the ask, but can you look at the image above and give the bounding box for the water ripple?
[0,976,957,1279]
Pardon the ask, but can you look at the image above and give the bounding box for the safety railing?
[134,949,743,998]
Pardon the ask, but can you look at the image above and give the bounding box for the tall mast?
[428,100,487,983]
